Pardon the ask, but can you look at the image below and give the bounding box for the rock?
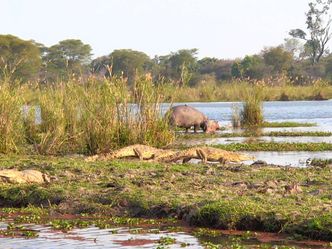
[0,169,50,184]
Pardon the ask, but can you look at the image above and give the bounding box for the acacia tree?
[110,49,152,85]
[43,39,92,80]
[0,35,41,81]
[289,0,332,64]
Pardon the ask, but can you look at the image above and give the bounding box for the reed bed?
[0,76,175,155]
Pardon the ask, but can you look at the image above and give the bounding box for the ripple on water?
[0,224,203,249]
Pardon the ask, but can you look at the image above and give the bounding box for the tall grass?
[21,76,175,155]
[240,85,264,127]
[0,83,25,153]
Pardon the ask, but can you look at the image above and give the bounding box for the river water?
[167,100,332,128]
[0,222,326,249]
[168,100,332,166]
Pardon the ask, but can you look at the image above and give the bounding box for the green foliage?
[161,49,198,85]
[231,55,266,79]
[0,35,41,81]
[199,58,233,81]
[262,46,293,74]
[110,49,152,84]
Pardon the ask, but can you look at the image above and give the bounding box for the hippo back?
[169,105,207,128]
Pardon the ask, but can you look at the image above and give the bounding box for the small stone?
[251,160,267,166]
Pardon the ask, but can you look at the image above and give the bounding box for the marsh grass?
[7,76,175,155]
[0,83,25,153]
[240,86,264,127]
[163,79,332,102]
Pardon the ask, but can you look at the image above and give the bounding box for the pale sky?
[0,0,319,59]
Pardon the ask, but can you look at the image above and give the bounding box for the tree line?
[1,0,331,86]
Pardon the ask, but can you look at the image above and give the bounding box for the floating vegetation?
[212,142,332,151]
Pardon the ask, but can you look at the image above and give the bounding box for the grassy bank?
[0,156,332,241]
[177,131,332,140]
[212,142,332,151]
[163,81,332,102]
[262,121,316,128]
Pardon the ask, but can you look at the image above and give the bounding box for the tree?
[90,56,112,77]
[43,39,92,80]
[110,49,151,84]
[231,55,266,79]
[289,0,332,64]
[282,38,305,60]
[262,46,293,74]
[0,35,41,81]
[167,49,198,86]
[198,57,233,81]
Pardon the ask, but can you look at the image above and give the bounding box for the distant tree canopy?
[42,39,92,80]
[0,35,41,81]
[262,46,293,74]
[1,31,332,85]
[110,49,152,84]
[289,0,332,64]
[231,55,266,79]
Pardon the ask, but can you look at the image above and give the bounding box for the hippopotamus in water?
[168,105,220,133]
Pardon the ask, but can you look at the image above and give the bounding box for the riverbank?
[164,83,332,102]
[0,155,331,241]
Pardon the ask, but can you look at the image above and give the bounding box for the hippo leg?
[219,157,227,165]
[197,149,208,163]
[194,124,200,133]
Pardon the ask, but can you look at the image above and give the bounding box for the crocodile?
[85,144,254,164]
[159,146,254,164]
[85,144,176,162]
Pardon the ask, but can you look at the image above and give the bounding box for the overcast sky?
[0,0,317,59]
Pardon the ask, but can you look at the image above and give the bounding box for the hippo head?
[201,120,220,133]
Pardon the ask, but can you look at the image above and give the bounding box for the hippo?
[167,105,220,133]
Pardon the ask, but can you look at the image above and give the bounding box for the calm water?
[0,222,324,249]
[169,100,332,129]
[170,101,332,166]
